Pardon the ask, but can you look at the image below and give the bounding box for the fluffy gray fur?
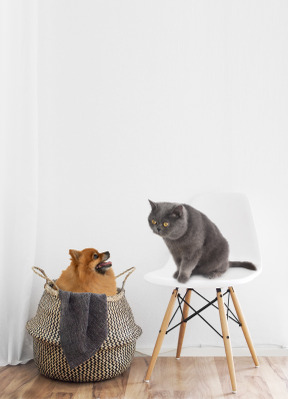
[148,200,256,283]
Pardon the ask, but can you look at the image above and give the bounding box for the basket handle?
[115,267,136,290]
[32,266,60,291]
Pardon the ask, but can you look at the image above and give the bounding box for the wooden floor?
[1,357,288,399]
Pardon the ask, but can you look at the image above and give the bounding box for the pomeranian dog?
[56,248,117,296]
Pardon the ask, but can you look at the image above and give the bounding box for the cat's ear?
[148,200,157,210]
[172,205,183,218]
[69,249,81,264]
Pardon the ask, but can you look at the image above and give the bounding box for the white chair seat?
[144,258,262,289]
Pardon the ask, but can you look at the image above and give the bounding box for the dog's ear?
[69,249,81,263]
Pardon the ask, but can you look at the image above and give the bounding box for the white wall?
[34,0,288,352]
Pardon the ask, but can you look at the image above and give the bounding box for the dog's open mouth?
[96,261,112,272]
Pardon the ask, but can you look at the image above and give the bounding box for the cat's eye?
[151,219,157,225]
[163,222,169,227]
[93,253,99,259]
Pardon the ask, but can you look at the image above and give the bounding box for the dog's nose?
[104,251,110,260]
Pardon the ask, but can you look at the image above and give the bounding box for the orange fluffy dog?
[56,248,117,296]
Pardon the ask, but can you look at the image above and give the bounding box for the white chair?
[144,193,262,394]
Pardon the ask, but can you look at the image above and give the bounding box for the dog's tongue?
[97,261,112,269]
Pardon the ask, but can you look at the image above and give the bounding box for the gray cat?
[148,200,256,283]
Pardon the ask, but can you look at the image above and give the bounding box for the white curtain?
[0,0,38,365]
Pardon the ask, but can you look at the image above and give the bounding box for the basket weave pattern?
[27,282,142,382]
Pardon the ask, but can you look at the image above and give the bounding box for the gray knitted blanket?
[59,290,108,369]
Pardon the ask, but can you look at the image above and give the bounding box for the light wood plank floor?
[1,357,288,399]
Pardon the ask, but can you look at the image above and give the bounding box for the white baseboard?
[136,345,288,357]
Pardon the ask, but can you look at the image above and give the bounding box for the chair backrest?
[190,192,262,270]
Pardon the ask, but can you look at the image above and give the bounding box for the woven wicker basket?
[26,267,142,382]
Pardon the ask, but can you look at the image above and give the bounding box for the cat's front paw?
[173,270,179,279]
[177,274,189,284]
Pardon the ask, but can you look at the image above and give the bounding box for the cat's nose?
[157,227,161,232]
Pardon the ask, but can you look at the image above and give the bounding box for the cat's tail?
[229,261,257,271]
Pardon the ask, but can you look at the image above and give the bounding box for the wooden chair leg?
[144,288,178,382]
[217,288,237,394]
[229,286,259,367]
[176,289,192,359]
